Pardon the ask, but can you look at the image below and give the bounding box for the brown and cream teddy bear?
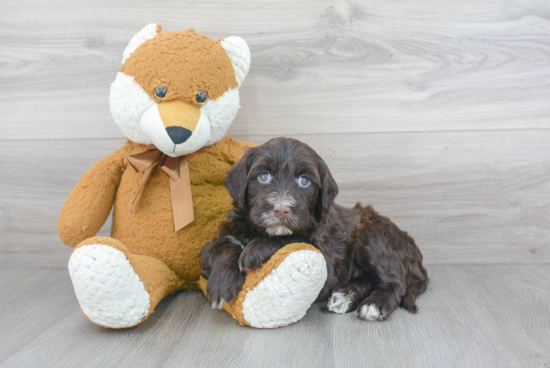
[58,24,327,329]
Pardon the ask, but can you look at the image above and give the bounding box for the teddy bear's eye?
[154,86,167,100]
[195,90,208,105]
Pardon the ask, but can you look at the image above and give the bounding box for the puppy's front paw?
[357,302,385,321]
[238,245,263,272]
[327,291,355,314]
[206,266,244,308]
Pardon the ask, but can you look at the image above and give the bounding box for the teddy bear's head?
[109,24,250,157]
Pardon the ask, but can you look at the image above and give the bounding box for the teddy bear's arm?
[58,150,125,247]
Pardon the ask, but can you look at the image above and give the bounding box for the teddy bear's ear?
[221,36,251,86]
[121,23,161,65]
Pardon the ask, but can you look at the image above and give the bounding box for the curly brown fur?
[200,137,428,320]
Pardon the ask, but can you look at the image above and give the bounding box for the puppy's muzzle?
[158,100,201,144]
[274,204,291,218]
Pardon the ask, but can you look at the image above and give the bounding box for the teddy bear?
[58,24,328,329]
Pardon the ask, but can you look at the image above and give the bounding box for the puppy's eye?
[195,90,208,105]
[154,86,167,100]
[297,175,311,188]
[258,172,272,184]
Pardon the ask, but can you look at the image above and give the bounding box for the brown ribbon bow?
[126,148,194,231]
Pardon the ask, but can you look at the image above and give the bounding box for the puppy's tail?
[401,264,429,313]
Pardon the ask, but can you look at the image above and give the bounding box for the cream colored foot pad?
[68,244,150,328]
[242,249,327,328]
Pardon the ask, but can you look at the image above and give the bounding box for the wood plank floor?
[0,265,548,368]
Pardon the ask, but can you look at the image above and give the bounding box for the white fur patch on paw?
[327,291,355,314]
[68,244,150,328]
[242,250,327,328]
[359,304,385,321]
[212,299,226,310]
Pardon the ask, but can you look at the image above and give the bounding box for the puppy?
[200,137,428,321]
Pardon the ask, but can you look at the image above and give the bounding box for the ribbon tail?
[127,165,155,212]
[170,157,195,231]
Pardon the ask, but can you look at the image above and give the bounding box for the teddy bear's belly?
[110,167,232,289]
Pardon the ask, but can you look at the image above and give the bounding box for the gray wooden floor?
[0,264,548,368]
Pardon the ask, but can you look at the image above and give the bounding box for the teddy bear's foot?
[241,244,327,328]
[68,237,182,328]
[69,243,150,328]
[200,243,328,328]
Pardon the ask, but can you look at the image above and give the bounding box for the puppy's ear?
[317,157,339,212]
[225,148,255,208]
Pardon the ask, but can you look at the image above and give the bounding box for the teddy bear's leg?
[68,237,183,328]
[199,243,327,328]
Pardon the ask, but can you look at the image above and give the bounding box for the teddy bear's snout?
[158,100,201,136]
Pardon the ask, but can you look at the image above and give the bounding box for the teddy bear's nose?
[166,126,192,144]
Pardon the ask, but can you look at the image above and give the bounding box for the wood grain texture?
[1,0,549,266]
[0,265,549,367]
[1,0,550,140]
[0,139,120,266]
[1,130,548,265]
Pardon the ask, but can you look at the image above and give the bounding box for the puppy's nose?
[274,204,291,218]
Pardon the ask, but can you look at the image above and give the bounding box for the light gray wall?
[1,0,549,265]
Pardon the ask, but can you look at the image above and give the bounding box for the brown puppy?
[200,137,428,320]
